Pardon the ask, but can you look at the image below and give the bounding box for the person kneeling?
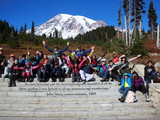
[118,73,132,102]
[131,72,149,102]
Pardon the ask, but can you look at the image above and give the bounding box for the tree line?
[117,0,158,46]
[0,0,158,56]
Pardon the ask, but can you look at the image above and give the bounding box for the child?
[42,54,48,66]
[14,62,39,82]
[112,52,119,64]
[144,61,158,94]
[117,54,141,77]
[61,54,70,77]
[37,63,49,82]
[19,54,29,67]
[89,51,107,67]
[131,72,149,102]
[35,50,43,64]
[118,73,132,102]
[51,57,64,82]
[0,48,6,78]
[108,60,121,84]
[9,58,20,87]
[68,46,94,58]
[80,58,94,83]
[4,54,15,78]
[96,59,109,82]
[65,56,87,82]
[43,40,70,57]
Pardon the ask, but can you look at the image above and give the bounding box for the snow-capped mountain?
[27,14,107,39]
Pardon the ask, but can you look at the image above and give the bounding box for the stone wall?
[150,83,160,114]
[134,64,160,115]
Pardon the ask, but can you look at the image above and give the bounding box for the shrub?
[129,38,149,56]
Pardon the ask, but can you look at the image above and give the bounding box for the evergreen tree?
[10,26,15,36]
[20,27,24,33]
[2,21,10,43]
[148,0,157,39]
[117,0,124,40]
[24,23,27,34]
[42,33,46,38]
[49,33,52,38]
[31,21,35,35]
[123,0,131,46]
[0,20,4,33]
[131,0,145,40]
[53,28,59,38]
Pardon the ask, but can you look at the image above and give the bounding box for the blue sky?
[0,0,159,31]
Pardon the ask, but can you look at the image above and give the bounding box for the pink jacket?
[14,65,39,72]
[65,57,87,72]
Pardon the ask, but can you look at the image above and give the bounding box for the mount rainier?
[27,14,107,39]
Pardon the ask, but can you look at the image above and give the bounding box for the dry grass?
[1,34,160,64]
[1,42,104,60]
[145,34,160,53]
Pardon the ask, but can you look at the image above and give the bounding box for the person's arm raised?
[88,49,94,58]
[42,40,54,53]
[85,46,95,53]
[65,56,73,69]
[79,57,87,69]
[129,54,141,62]
[60,41,70,53]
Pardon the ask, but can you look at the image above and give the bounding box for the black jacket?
[0,54,6,67]
[144,65,155,78]
[11,63,20,75]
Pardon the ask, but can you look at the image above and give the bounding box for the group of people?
[118,60,158,103]
[0,41,159,103]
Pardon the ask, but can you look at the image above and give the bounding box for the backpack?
[125,91,135,103]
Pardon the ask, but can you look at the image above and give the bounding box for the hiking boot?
[82,79,86,84]
[118,82,121,86]
[134,99,138,102]
[52,78,56,82]
[52,76,56,82]
[12,81,16,87]
[100,78,106,82]
[4,75,8,78]
[118,97,125,102]
[144,93,150,102]
[134,94,138,102]
[61,78,65,82]
[8,82,12,87]
[66,74,70,78]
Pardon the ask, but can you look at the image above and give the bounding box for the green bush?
[7,36,18,49]
[129,38,149,56]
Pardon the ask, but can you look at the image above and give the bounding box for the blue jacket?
[81,65,92,74]
[68,49,92,58]
[19,58,29,67]
[121,73,132,88]
[45,45,68,57]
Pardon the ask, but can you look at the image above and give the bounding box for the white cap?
[101,59,106,62]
